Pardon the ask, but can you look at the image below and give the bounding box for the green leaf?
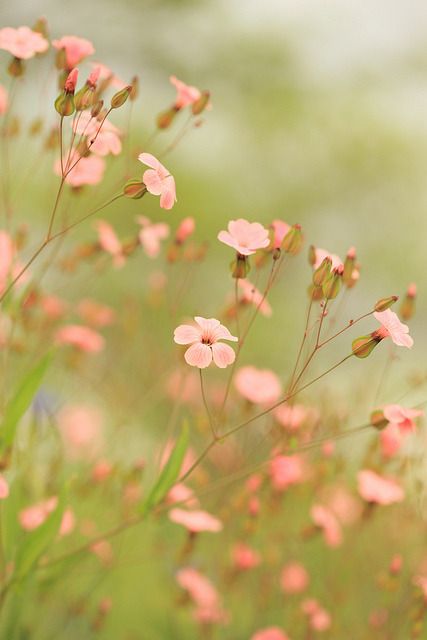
[0,353,51,452]
[140,421,189,516]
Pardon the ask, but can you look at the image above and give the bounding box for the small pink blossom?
[138,153,176,210]
[55,324,105,353]
[235,366,281,405]
[77,299,115,328]
[41,295,67,320]
[301,599,332,632]
[0,474,9,499]
[313,248,343,271]
[0,231,14,292]
[64,68,78,93]
[73,112,122,156]
[218,219,270,256]
[414,575,427,601]
[137,215,170,258]
[0,26,48,59]
[357,470,405,505]
[232,542,261,571]
[55,153,105,187]
[174,317,237,369]
[280,562,309,594]
[19,497,58,531]
[57,404,103,460]
[251,627,290,640]
[59,508,75,536]
[269,454,305,492]
[383,403,423,433]
[311,504,343,547]
[271,219,291,249]
[95,220,125,268]
[274,404,312,431]
[91,539,113,565]
[52,35,94,68]
[169,508,223,533]
[176,568,227,624]
[238,279,272,316]
[379,424,405,458]
[170,75,201,109]
[0,84,8,115]
[373,309,413,348]
[90,62,126,89]
[175,217,195,244]
[167,483,199,508]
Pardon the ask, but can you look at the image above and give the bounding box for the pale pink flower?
[0,231,14,292]
[383,404,423,433]
[0,84,8,115]
[169,508,223,533]
[174,317,238,369]
[176,568,227,624]
[269,454,305,491]
[380,424,405,458]
[280,562,309,594]
[251,627,290,640]
[59,508,75,536]
[232,543,261,570]
[57,404,103,460]
[238,279,272,316]
[271,219,291,249]
[90,62,126,89]
[95,220,125,268]
[313,248,343,271]
[92,459,113,482]
[77,299,115,327]
[55,153,105,187]
[274,404,311,431]
[0,26,48,59]
[40,295,67,320]
[169,75,201,109]
[137,215,170,258]
[138,153,176,210]
[301,599,331,632]
[19,497,58,531]
[167,483,199,508]
[311,504,343,547]
[323,486,363,525]
[73,111,122,156]
[357,470,405,505]
[373,309,413,348]
[235,366,281,405]
[218,219,270,256]
[0,474,9,499]
[55,324,105,353]
[52,35,95,68]
[176,217,195,244]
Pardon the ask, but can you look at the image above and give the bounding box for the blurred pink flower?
[0,474,9,499]
[175,217,195,244]
[379,424,404,458]
[52,35,95,68]
[311,504,343,547]
[274,404,310,431]
[0,84,8,115]
[235,366,281,405]
[232,542,261,571]
[373,309,413,348]
[174,317,238,369]
[280,561,309,594]
[269,454,306,492]
[91,539,113,565]
[19,497,58,531]
[167,483,199,508]
[95,220,125,268]
[176,568,227,624]
[218,219,270,256]
[56,324,105,352]
[57,404,103,460]
[301,599,332,632]
[77,299,116,327]
[0,26,48,59]
[414,575,427,601]
[313,248,343,271]
[170,75,201,108]
[238,279,272,316]
[55,153,105,187]
[90,62,126,89]
[251,627,290,640]
[271,219,291,250]
[59,508,75,536]
[0,230,14,291]
[383,403,423,433]
[169,508,223,533]
[40,294,67,320]
[137,215,170,258]
[138,153,176,210]
[73,111,122,156]
[357,470,405,505]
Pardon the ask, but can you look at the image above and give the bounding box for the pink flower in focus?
[357,470,405,505]
[55,324,105,353]
[55,153,105,187]
[175,216,195,244]
[271,219,290,249]
[383,404,423,433]
[0,26,48,59]
[174,317,237,369]
[218,219,270,256]
[52,35,95,68]
[269,454,305,492]
[311,504,343,547]
[238,279,272,316]
[95,220,125,268]
[232,543,261,571]
[169,508,223,533]
[251,627,290,640]
[19,497,58,531]
[0,474,9,499]
[313,248,343,271]
[170,75,201,109]
[280,562,309,594]
[138,153,176,210]
[235,366,281,405]
[137,216,170,258]
[373,309,413,348]
[0,84,8,115]
[73,112,122,156]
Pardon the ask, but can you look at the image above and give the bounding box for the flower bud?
[64,69,78,94]
[8,57,24,78]
[352,335,379,358]
[313,257,332,287]
[400,283,416,321]
[308,284,324,301]
[91,100,104,118]
[33,17,48,39]
[54,92,75,117]
[370,409,388,430]
[374,296,398,313]
[231,254,250,279]
[308,244,316,267]
[110,85,132,109]
[75,85,95,111]
[343,246,356,286]
[157,108,177,129]
[282,224,303,255]
[87,67,100,89]
[123,180,146,199]
[322,265,343,300]
[192,90,210,115]
[175,217,195,245]
[55,48,67,71]
[130,76,139,101]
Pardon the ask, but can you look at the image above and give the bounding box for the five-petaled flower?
[138,153,176,210]
[174,317,237,368]
[52,35,95,69]
[373,309,413,348]
[218,219,270,256]
[0,26,49,60]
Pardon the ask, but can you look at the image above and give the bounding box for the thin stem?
[234,277,241,338]
[287,295,314,391]
[64,108,112,177]
[46,177,65,241]
[317,310,373,349]
[199,369,217,439]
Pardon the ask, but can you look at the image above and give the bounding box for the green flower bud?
[110,85,132,109]
[374,296,398,313]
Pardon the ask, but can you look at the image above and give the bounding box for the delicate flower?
[167,483,199,508]
[169,508,223,533]
[373,309,413,348]
[301,599,332,632]
[57,404,103,460]
[0,26,48,59]
[280,562,309,594]
[95,220,125,268]
[41,295,67,320]
[382,404,423,433]
[52,35,94,68]
[274,404,312,431]
[170,75,201,109]
[54,153,105,187]
[176,568,228,624]
[77,299,115,327]
[357,470,405,505]
[174,317,237,369]
[175,216,195,244]
[55,324,105,352]
[0,84,8,115]
[311,504,343,547]
[235,366,281,405]
[269,454,305,491]
[313,248,343,271]
[73,111,122,156]
[137,216,170,258]
[271,219,291,250]
[238,279,272,316]
[232,542,261,570]
[90,62,126,89]
[19,497,58,531]
[251,627,290,640]
[218,219,270,256]
[0,474,9,500]
[138,153,176,210]
[379,424,405,458]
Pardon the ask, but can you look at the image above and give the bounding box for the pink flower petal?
[174,324,202,345]
[211,342,236,368]
[184,343,212,368]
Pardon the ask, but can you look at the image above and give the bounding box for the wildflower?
[54,153,105,187]
[251,628,290,640]
[274,404,314,431]
[280,562,309,594]
[357,469,404,505]
[269,454,305,491]
[232,543,261,571]
[175,216,195,244]
[382,404,424,433]
[235,366,281,405]
[0,26,48,59]
[218,219,270,256]
[19,497,58,531]
[73,111,122,156]
[52,35,94,68]
[90,62,126,89]
[373,309,413,348]
[174,317,237,369]
[0,474,9,499]
[169,508,223,533]
[313,247,343,271]
[176,568,228,624]
[57,404,103,460]
[170,75,201,109]
[137,215,170,258]
[270,219,291,250]
[55,324,105,352]
[238,279,272,316]
[138,153,176,210]
[77,299,116,327]
[311,504,343,547]
[95,220,125,268]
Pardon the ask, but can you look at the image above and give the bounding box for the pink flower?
[313,248,343,271]
[77,299,115,327]
[232,542,261,570]
[52,35,95,68]
[379,424,405,458]
[357,470,405,505]
[382,404,423,433]
[137,216,170,258]
[55,153,105,187]
[169,508,223,533]
[0,474,9,499]
[95,220,125,268]
[138,153,176,210]
[0,231,13,292]
[269,454,305,491]
[57,404,103,460]
[274,404,310,431]
[90,62,126,89]
[73,112,122,156]
[174,317,237,369]
[218,219,270,256]
[59,508,75,536]
[167,483,199,508]
[0,84,8,115]
[19,497,58,531]
[176,568,228,624]
[55,324,105,353]
[301,599,332,632]
[0,26,48,59]
[251,627,290,640]
[280,562,309,594]
[235,366,281,405]
[271,219,291,249]
[238,279,272,316]
[170,75,201,109]
[175,217,195,244]
[373,309,413,348]
[64,68,78,93]
[311,504,343,547]
[414,575,427,601]
[41,295,67,320]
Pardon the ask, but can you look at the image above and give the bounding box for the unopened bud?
[322,265,343,300]
[33,17,48,38]
[75,85,94,111]
[282,224,303,255]
[110,85,132,109]
[175,217,195,245]
[374,296,398,313]
[55,48,67,71]
[8,57,24,78]
[87,67,100,89]
[231,254,250,279]
[130,76,139,101]
[64,68,78,94]
[400,283,416,321]
[91,100,103,118]
[308,245,316,266]
[192,90,210,115]
[54,92,75,117]
[123,180,147,199]
[157,108,177,130]
[313,257,332,286]
[343,246,356,286]
[308,284,324,301]
[370,409,388,430]
[352,335,379,358]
